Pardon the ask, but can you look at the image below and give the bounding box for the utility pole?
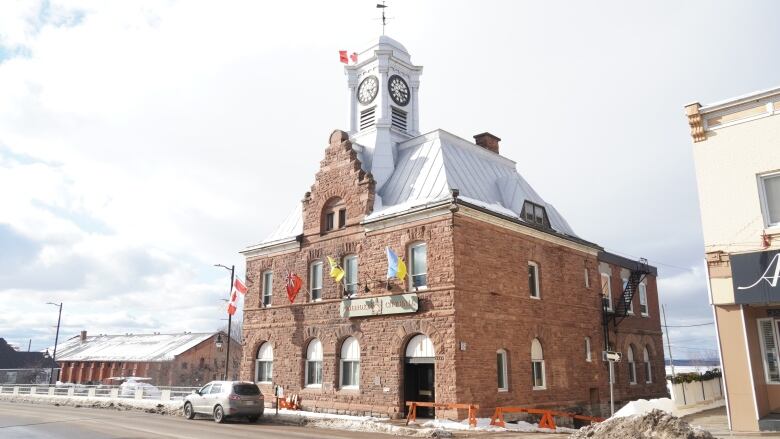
[47,302,62,385]
[214,264,235,381]
[662,304,676,378]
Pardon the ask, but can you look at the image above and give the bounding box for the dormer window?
[522,201,548,227]
[322,197,346,232]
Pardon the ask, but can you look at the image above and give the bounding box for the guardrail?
[405,401,478,427]
[0,384,198,402]
[489,406,605,430]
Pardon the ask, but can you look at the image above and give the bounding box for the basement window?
[522,201,549,227]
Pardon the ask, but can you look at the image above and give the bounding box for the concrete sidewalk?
[684,407,780,438]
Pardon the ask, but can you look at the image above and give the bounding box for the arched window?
[322,197,346,232]
[409,242,428,289]
[340,337,360,389]
[627,345,636,384]
[255,343,273,383]
[305,339,323,387]
[497,349,508,391]
[406,334,435,359]
[531,338,545,389]
[643,346,652,383]
[310,261,323,301]
[585,337,592,362]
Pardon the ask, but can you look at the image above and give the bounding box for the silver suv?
[183,381,264,423]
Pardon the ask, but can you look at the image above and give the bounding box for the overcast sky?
[2,0,778,359]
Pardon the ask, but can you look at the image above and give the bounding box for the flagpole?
[225,265,234,381]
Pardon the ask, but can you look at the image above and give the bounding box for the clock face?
[388,75,410,106]
[357,75,379,105]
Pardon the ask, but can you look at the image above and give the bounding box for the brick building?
[56,331,241,386]
[239,36,666,419]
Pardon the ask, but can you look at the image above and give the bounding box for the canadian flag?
[227,277,247,316]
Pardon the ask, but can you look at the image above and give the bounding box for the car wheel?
[183,402,195,420]
[247,415,259,423]
[213,405,225,423]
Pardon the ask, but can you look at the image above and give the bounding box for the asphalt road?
[0,401,397,439]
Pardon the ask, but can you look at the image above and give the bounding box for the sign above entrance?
[731,249,780,304]
[340,293,419,318]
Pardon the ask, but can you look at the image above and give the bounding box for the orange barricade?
[490,406,605,430]
[405,401,479,427]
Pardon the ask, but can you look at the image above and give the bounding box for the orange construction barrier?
[490,406,605,430]
[405,401,479,427]
[277,394,301,410]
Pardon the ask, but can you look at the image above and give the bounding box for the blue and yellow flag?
[386,247,407,281]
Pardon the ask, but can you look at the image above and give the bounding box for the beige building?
[686,87,780,431]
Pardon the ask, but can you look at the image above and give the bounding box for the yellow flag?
[327,256,345,283]
[397,257,407,282]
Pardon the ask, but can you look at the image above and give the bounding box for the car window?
[233,383,260,396]
[209,384,223,394]
[199,384,212,394]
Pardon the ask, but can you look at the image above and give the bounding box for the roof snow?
[55,333,216,363]
[249,129,578,249]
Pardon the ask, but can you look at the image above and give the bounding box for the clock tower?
[345,36,423,197]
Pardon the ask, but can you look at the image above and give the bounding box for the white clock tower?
[345,36,423,195]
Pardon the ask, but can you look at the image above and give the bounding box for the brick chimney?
[473,132,501,154]
[80,330,87,342]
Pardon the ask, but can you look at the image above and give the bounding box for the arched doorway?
[404,334,435,418]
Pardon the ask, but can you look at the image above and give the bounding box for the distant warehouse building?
[686,87,780,432]
[55,331,241,386]
[238,36,667,419]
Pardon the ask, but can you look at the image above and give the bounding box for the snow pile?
[421,417,576,434]
[613,397,725,419]
[569,409,713,439]
[304,417,451,437]
[0,393,182,415]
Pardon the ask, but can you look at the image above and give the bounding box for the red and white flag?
[233,277,247,295]
[227,290,239,316]
[350,52,358,63]
[339,50,348,64]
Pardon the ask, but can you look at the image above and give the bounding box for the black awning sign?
[732,250,780,304]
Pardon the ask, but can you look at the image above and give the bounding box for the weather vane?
[376,1,392,35]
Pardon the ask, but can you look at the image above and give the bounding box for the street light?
[214,264,234,381]
[46,302,62,385]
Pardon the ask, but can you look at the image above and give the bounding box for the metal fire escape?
[607,258,651,328]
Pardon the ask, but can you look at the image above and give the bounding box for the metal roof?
[249,129,578,249]
[55,332,216,363]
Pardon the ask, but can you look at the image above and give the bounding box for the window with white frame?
[262,271,273,307]
[528,262,540,298]
[344,255,358,297]
[531,338,545,389]
[623,278,634,315]
[410,242,428,289]
[340,337,360,388]
[601,273,612,311]
[759,172,780,228]
[255,343,273,383]
[643,346,652,383]
[497,349,508,391]
[639,283,648,316]
[305,339,323,387]
[758,318,780,384]
[627,345,636,384]
[310,261,323,301]
[585,337,592,362]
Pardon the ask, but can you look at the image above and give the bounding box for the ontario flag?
[227,277,248,316]
[285,271,303,304]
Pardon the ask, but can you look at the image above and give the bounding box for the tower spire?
[376,2,389,35]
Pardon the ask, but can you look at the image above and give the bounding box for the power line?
[664,322,714,328]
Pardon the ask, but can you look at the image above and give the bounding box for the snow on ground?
[613,397,725,419]
[421,417,576,434]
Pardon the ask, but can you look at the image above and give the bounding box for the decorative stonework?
[685,103,705,143]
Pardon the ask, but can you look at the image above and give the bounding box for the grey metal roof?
[55,332,215,363]
[250,129,578,248]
